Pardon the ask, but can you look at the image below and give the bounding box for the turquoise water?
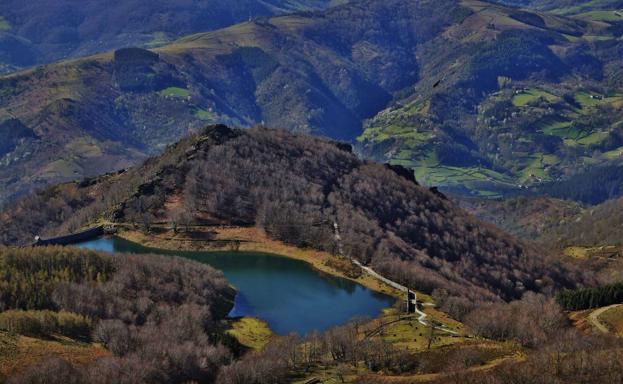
[76,237,394,335]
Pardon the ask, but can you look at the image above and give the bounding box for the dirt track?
[588,304,622,333]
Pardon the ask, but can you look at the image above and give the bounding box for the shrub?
[0,310,91,339]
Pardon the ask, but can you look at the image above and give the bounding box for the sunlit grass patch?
[0,17,10,31]
[145,31,170,48]
[573,91,622,109]
[512,89,557,107]
[577,131,609,145]
[159,87,190,98]
[357,124,433,144]
[0,331,107,379]
[576,10,623,22]
[542,121,574,137]
[193,108,214,121]
[599,305,623,335]
[227,317,272,350]
[603,146,623,159]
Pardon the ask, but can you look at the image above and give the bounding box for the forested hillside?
[0,246,236,382]
[0,0,335,73]
[0,125,585,310]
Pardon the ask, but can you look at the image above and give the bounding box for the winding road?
[331,222,460,333]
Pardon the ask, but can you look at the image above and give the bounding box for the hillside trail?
[333,222,459,335]
[588,304,622,333]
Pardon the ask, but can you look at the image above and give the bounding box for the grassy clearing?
[574,91,622,110]
[520,155,548,182]
[541,120,609,146]
[36,159,83,179]
[409,152,512,190]
[0,331,107,380]
[577,131,609,145]
[563,245,622,260]
[603,146,623,159]
[599,305,623,335]
[0,16,10,31]
[357,124,433,144]
[575,91,604,108]
[375,310,462,351]
[512,89,557,107]
[564,246,591,259]
[145,32,170,48]
[227,317,272,350]
[576,10,623,22]
[542,121,574,137]
[193,108,214,121]
[159,86,190,98]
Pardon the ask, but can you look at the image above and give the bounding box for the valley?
[1,0,622,204]
[2,0,623,383]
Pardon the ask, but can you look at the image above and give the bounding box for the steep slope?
[0,0,335,73]
[0,125,584,304]
[459,195,584,241]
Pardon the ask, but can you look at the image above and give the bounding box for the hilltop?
[1,0,623,203]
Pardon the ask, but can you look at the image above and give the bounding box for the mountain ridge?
[0,0,336,73]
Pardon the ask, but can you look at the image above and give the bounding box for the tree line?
[555,282,623,311]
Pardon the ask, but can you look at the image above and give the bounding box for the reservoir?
[76,237,395,335]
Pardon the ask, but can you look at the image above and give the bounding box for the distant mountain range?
[1,0,623,204]
[0,0,337,73]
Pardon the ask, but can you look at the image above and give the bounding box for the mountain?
[0,0,458,204]
[1,0,622,204]
[0,0,336,73]
[357,1,623,197]
[0,125,584,305]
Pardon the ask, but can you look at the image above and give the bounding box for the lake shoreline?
[83,225,465,339]
[114,226,406,300]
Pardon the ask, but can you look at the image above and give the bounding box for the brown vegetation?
[0,126,586,307]
[0,246,236,383]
